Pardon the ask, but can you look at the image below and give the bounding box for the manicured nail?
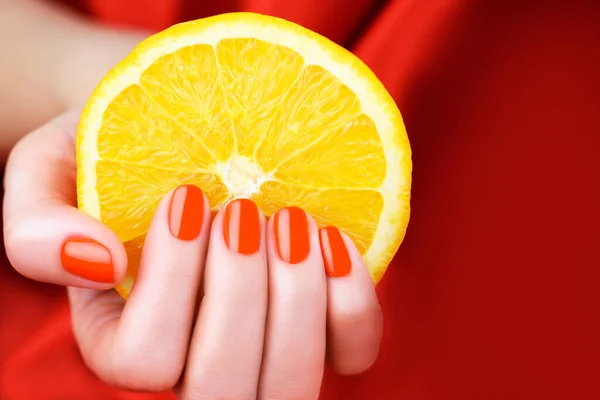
[61,237,114,283]
[274,207,310,264]
[223,198,260,254]
[319,226,351,278]
[168,185,205,241]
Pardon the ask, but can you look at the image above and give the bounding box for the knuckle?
[3,225,20,262]
[3,222,33,278]
[7,131,34,163]
[5,129,42,176]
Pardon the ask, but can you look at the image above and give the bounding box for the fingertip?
[322,226,383,376]
[62,207,130,288]
[5,205,128,289]
[267,206,322,268]
[2,110,129,289]
[164,184,210,242]
[139,183,212,262]
[218,198,266,256]
[136,183,212,276]
[319,226,353,279]
[61,236,118,284]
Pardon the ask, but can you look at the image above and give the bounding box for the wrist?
[54,23,150,110]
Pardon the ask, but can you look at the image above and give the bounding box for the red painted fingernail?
[61,238,114,283]
[168,185,205,241]
[319,226,351,278]
[223,199,261,254]
[274,207,310,264]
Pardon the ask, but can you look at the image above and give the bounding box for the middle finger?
[181,198,268,399]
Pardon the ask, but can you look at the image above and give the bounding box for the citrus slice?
[76,12,412,299]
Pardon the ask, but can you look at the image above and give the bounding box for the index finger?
[3,109,127,289]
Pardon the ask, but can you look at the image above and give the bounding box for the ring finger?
[258,207,327,400]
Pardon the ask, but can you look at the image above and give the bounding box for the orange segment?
[255,65,361,172]
[139,44,234,162]
[273,114,386,188]
[216,38,305,157]
[98,84,213,169]
[76,13,412,299]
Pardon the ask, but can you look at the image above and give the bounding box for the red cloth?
[2,0,600,398]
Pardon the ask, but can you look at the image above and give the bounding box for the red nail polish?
[273,207,310,264]
[168,185,205,241]
[223,199,261,254]
[61,237,114,283]
[319,226,351,277]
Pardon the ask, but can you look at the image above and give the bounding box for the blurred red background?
[2,0,599,398]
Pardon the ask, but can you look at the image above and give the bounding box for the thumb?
[3,110,127,289]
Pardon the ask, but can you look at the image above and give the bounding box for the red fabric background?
[2,0,599,398]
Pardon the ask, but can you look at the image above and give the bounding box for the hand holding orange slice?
[75,13,412,299]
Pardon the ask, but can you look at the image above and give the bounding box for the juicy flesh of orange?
[96,39,386,286]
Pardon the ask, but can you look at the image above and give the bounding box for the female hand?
[3,109,383,399]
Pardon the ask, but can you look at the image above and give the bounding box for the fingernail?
[168,185,205,241]
[274,207,310,264]
[319,226,351,278]
[223,198,260,254]
[61,238,114,283]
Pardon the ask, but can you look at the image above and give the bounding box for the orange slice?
[76,12,412,299]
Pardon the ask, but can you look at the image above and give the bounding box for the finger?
[3,110,127,289]
[69,185,211,392]
[180,198,268,400]
[258,207,327,400]
[320,226,383,375]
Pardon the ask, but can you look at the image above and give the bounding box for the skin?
[1,1,384,398]
[0,0,147,156]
